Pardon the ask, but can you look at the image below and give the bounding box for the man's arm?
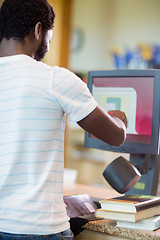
[77,106,127,146]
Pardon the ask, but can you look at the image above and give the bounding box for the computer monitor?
[85,69,160,195]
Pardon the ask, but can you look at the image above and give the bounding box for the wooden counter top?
[63,183,121,200]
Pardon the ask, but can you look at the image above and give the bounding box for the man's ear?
[34,22,43,41]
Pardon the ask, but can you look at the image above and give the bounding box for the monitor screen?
[85,69,160,155]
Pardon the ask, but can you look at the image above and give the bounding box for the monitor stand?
[126,154,160,196]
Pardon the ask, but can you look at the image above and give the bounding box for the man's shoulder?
[31,58,72,76]
[29,57,58,72]
[13,54,75,79]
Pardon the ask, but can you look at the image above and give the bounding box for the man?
[0,0,127,239]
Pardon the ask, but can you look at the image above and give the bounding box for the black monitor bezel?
[85,69,160,155]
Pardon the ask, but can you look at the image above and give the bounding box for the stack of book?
[95,194,160,230]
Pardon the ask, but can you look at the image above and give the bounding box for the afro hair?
[0,0,55,42]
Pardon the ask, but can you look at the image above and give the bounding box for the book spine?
[135,199,160,212]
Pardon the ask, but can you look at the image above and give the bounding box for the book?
[63,194,98,218]
[116,215,160,230]
[63,194,99,237]
[95,206,160,222]
[99,194,160,213]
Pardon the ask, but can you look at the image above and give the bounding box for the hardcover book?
[64,194,98,236]
[116,215,160,230]
[64,194,98,218]
[99,194,160,213]
[95,207,160,222]
[95,206,160,222]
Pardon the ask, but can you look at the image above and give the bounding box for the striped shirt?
[0,54,97,234]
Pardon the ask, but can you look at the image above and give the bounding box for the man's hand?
[108,110,127,128]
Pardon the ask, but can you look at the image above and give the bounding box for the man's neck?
[0,38,34,58]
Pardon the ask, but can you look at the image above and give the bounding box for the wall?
[43,0,72,68]
[0,1,4,7]
[43,0,64,66]
[69,0,160,72]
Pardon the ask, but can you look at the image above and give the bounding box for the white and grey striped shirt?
[0,54,97,234]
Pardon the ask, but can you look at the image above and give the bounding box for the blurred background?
[43,0,160,189]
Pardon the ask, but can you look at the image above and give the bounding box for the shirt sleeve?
[51,67,97,122]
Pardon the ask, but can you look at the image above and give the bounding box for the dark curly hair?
[0,0,55,42]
